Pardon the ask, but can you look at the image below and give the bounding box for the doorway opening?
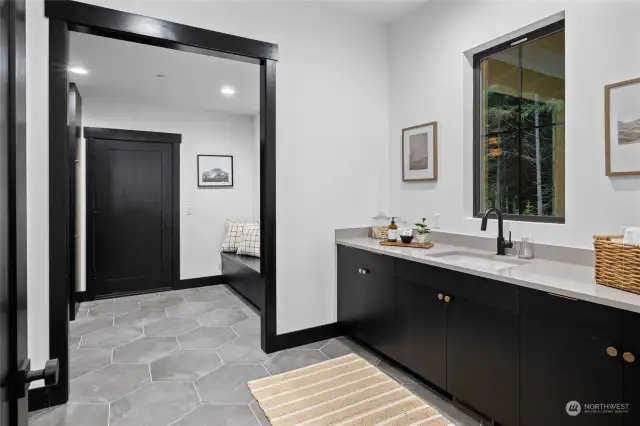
[42,0,278,408]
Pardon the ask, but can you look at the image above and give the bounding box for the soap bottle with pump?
[387,217,398,242]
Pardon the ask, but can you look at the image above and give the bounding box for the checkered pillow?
[221,221,256,253]
[236,223,260,257]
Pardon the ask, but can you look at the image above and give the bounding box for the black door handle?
[15,358,59,398]
[26,359,59,386]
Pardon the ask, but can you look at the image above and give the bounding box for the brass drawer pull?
[444,295,451,303]
[606,346,618,357]
[623,352,635,363]
[361,269,369,275]
[437,293,443,300]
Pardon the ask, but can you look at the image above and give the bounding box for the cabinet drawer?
[395,258,518,314]
[520,288,621,333]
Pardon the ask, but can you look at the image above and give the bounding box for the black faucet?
[480,208,513,255]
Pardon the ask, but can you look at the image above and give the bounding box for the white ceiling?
[69,32,260,116]
[329,0,428,24]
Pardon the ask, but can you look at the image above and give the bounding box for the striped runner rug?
[248,353,455,426]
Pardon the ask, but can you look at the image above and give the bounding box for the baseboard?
[176,275,225,290]
[272,323,340,352]
[28,386,50,412]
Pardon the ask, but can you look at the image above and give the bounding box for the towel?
[623,227,640,245]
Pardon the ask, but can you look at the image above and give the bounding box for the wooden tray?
[379,241,434,249]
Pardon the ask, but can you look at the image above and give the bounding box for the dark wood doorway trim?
[84,127,181,302]
[44,0,278,408]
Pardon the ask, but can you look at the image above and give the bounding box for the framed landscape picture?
[198,155,234,188]
[402,121,438,181]
[605,77,640,176]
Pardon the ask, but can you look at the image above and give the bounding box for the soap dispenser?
[387,217,398,242]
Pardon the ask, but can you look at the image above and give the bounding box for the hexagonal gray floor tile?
[263,349,329,375]
[184,288,227,302]
[139,294,184,310]
[110,382,199,426]
[232,317,260,337]
[69,336,80,352]
[293,339,332,350]
[196,364,269,404]
[178,327,237,350]
[320,336,379,364]
[150,350,222,381]
[244,307,259,318]
[69,316,113,337]
[113,337,179,364]
[173,404,260,426]
[249,400,270,426]
[114,293,159,303]
[144,318,200,337]
[212,295,246,310]
[114,309,167,327]
[69,364,150,403]
[217,335,270,364]
[79,326,143,349]
[77,309,89,318]
[29,403,109,426]
[166,302,215,318]
[198,309,248,327]
[70,348,112,380]
[79,298,114,309]
[89,302,139,318]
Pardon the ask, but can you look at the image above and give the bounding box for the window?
[474,21,565,223]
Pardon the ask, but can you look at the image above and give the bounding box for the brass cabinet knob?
[358,268,363,274]
[444,295,451,303]
[362,269,368,275]
[606,346,618,357]
[623,352,635,363]
[437,293,444,300]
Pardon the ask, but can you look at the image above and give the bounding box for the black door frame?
[84,127,181,301]
[1,0,29,423]
[44,0,278,407]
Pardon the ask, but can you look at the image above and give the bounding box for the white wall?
[26,0,389,369]
[389,0,640,249]
[82,97,258,279]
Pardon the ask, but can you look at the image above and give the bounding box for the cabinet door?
[520,290,623,426]
[623,312,640,426]
[337,245,394,354]
[446,295,518,426]
[393,278,447,390]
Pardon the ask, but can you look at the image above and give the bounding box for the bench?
[220,252,263,313]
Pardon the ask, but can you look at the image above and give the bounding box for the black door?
[622,312,640,426]
[88,136,175,296]
[446,290,518,426]
[393,278,447,390]
[337,245,394,354]
[520,290,623,426]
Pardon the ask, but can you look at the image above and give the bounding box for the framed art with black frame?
[198,154,234,188]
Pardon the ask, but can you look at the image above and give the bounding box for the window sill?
[473,214,565,224]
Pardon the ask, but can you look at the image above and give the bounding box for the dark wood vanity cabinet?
[519,289,624,426]
[337,244,640,426]
[392,277,447,390]
[337,245,395,355]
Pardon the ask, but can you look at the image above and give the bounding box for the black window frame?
[473,20,565,224]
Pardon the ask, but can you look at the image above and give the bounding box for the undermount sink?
[426,251,529,272]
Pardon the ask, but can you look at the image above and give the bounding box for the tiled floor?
[29,285,480,426]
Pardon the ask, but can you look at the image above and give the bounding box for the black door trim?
[84,127,182,144]
[84,127,181,302]
[44,0,279,409]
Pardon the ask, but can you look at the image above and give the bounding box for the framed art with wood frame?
[402,121,438,181]
[605,77,640,176]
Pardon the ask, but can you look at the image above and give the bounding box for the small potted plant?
[414,218,430,244]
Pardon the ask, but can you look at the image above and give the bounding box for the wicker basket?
[594,235,640,295]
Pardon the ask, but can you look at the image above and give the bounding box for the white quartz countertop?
[336,236,640,314]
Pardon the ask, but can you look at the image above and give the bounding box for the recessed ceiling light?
[68,67,88,75]
[220,86,236,97]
